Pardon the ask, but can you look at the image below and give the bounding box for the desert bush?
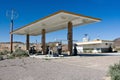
[109,62,120,80]
[0,55,4,61]
[0,51,3,55]
[12,49,29,57]
[7,54,15,59]
[0,50,10,55]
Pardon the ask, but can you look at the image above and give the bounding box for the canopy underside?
[12,11,101,36]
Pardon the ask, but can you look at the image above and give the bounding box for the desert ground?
[0,55,120,80]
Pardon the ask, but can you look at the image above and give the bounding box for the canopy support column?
[10,34,13,53]
[26,34,30,50]
[41,29,46,55]
[10,20,13,53]
[68,21,73,55]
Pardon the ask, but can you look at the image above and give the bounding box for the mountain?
[0,41,24,44]
[114,38,120,48]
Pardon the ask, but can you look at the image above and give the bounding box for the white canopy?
[12,10,101,36]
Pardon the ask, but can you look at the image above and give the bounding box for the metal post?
[10,20,13,53]
[41,29,46,55]
[6,9,18,53]
[68,21,73,55]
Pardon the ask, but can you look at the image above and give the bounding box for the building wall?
[76,40,113,53]
[81,43,112,48]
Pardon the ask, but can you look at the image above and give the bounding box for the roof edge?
[11,10,101,34]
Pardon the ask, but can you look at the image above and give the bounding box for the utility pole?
[6,9,18,53]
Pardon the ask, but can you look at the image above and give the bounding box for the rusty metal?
[26,34,30,50]
[41,29,46,54]
[68,21,73,55]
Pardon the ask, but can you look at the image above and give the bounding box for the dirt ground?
[0,56,120,80]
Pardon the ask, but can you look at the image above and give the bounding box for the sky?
[0,0,120,43]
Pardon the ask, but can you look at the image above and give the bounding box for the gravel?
[0,56,120,80]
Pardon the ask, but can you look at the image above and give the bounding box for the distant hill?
[114,38,120,48]
[0,41,24,44]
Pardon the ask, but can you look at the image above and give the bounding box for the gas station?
[11,10,100,55]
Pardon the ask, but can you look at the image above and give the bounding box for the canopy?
[12,10,101,36]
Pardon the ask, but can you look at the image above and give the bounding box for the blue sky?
[0,0,120,43]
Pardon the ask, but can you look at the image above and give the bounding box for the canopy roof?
[12,10,101,36]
